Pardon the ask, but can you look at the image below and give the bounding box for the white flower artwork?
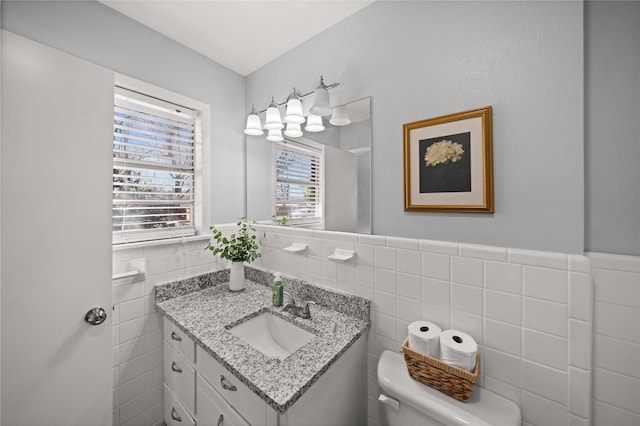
[424,139,465,167]
[403,106,493,212]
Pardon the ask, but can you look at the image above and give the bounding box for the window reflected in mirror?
[246,97,371,234]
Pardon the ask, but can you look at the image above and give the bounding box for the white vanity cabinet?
[196,345,277,426]
[197,375,251,426]
[163,318,197,425]
[165,383,196,426]
[165,317,196,363]
[275,335,367,426]
[163,317,268,426]
[163,316,367,426]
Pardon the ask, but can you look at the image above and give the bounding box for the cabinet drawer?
[164,317,195,364]
[197,374,249,426]
[164,341,196,415]
[164,383,196,426]
[196,345,275,426]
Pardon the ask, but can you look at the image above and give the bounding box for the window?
[112,85,201,244]
[275,141,322,226]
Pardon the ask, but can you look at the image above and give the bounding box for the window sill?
[112,234,211,251]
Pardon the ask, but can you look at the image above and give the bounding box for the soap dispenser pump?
[272,273,283,307]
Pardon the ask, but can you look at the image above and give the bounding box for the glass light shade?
[265,105,284,130]
[329,105,351,126]
[309,87,332,116]
[266,128,284,142]
[284,98,305,124]
[305,115,325,132]
[244,113,264,135]
[284,122,303,138]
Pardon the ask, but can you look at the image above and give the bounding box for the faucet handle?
[283,291,296,306]
[302,300,316,316]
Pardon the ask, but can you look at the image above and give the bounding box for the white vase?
[229,261,245,292]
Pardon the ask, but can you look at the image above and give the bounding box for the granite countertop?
[155,267,370,414]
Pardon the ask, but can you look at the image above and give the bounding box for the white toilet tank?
[377,350,521,426]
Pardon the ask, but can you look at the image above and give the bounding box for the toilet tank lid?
[377,350,521,426]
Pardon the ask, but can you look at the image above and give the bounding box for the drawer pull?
[220,375,237,391]
[171,407,182,422]
[171,361,183,373]
[171,331,183,342]
[217,414,224,426]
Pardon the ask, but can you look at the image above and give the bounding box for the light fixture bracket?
[251,78,340,114]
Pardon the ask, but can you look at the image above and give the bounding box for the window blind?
[113,86,196,244]
[275,141,322,225]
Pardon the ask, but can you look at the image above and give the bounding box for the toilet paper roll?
[440,329,478,372]
[408,321,442,358]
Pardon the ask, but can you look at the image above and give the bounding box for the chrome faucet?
[282,291,316,319]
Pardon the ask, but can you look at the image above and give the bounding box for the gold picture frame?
[403,106,493,212]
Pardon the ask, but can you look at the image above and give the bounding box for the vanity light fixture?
[266,128,284,142]
[329,105,351,126]
[305,115,325,132]
[284,89,305,124]
[265,97,284,130]
[309,76,332,117]
[284,122,303,138]
[244,76,340,141]
[243,105,264,136]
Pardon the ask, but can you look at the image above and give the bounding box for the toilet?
[377,350,521,426]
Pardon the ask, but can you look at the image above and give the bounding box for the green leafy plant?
[205,218,261,263]
[272,214,288,226]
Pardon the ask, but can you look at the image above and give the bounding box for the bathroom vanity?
[155,268,370,426]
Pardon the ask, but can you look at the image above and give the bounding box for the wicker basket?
[401,338,479,402]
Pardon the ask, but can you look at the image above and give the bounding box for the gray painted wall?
[3,1,637,256]
[1,0,247,224]
[585,1,640,256]
[246,0,585,253]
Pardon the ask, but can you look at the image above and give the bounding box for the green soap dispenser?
[272,273,283,307]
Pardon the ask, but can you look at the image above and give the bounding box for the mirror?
[245,97,371,233]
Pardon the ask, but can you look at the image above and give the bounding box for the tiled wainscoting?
[111,238,221,426]
[588,253,640,426]
[111,224,640,426]
[251,225,594,426]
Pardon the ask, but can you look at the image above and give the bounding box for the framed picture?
[403,106,493,213]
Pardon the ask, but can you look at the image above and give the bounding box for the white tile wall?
[522,391,568,426]
[588,252,640,426]
[252,225,595,426]
[112,226,640,426]
[111,238,220,426]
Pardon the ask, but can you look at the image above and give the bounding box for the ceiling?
[99,0,374,76]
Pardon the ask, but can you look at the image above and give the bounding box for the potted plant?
[272,214,289,226]
[206,218,261,291]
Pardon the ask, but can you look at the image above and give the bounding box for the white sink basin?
[229,312,315,360]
